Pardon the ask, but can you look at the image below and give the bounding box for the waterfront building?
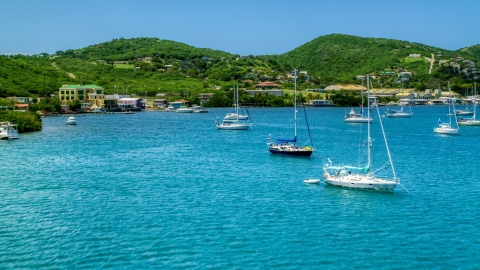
[118,98,144,111]
[153,99,167,108]
[169,101,188,109]
[59,84,104,104]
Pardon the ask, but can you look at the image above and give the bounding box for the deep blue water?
[1,106,479,269]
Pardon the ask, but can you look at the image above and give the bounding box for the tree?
[67,99,82,111]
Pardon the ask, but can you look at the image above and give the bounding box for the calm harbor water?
[1,106,479,269]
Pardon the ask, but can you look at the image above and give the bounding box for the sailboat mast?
[294,69,297,139]
[367,74,371,174]
[235,85,238,116]
[474,82,477,119]
[236,85,239,121]
[361,77,365,115]
[448,81,452,126]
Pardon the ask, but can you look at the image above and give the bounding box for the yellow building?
[58,84,104,103]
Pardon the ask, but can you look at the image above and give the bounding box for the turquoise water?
[1,106,479,269]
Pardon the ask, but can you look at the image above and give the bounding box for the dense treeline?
[0,110,42,132]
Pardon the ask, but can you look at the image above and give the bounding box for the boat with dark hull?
[267,70,314,157]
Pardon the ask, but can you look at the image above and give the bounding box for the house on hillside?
[7,97,30,104]
[254,81,280,89]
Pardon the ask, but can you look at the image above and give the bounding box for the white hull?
[304,179,320,184]
[345,117,372,123]
[176,108,194,113]
[386,113,412,118]
[434,126,459,134]
[65,117,77,125]
[455,111,473,116]
[192,106,208,113]
[458,120,480,126]
[216,123,252,130]
[324,175,397,191]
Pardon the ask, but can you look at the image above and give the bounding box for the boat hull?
[176,109,194,113]
[434,127,459,134]
[345,118,372,123]
[304,179,320,184]
[458,120,480,126]
[455,112,473,116]
[386,113,412,118]
[216,123,251,130]
[325,176,397,191]
[269,148,312,157]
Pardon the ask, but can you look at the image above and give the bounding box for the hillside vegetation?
[0,34,479,100]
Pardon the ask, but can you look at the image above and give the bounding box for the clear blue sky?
[1,0,479,56]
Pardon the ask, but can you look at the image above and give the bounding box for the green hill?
[271,34,477,80]
[0,35,478,100]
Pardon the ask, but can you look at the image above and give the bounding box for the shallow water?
[1,106,479,269]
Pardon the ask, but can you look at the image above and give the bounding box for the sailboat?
[323,74,398,191]
[267,70,314,157]
[222,87,249,122]
[455,88,473,116]
[434,81,459,135]
[345,82,372,123]
[385,105,413,118]
[215,85,252,130]
[458,82,480,126]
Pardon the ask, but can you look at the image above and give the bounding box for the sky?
[1,0,479,56]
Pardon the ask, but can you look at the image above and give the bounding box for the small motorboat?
[65,116,77,125]
[0,122,19,140]
[304,178,320,184]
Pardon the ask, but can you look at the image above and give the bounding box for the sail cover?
[343,164,370,173]
[275,136,296,143]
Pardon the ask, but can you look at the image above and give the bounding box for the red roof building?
[254,81,280,89]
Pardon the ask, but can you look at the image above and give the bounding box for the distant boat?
[176,107,194,113]
[65,116,77,125]
[455,88,474,116]
[0,122,19,140]
[267,70,314,157]
[434,82,459,135]
[192,105,209,113]
[323,74,398,191]
[345,87,372,123]
[385,106,413,118]
[458,82,480,126]
[215,85,252,130]
[304,178,320,184]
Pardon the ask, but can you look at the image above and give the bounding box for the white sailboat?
[222,87,248,122]
[345,83,372,123]
[455,88,473,116]
[215,85,252,130]
[434,81,459,134]
[385,106,413,118]
[323,74,398,191]
[458,82,480,126]
[267,69,314,157]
